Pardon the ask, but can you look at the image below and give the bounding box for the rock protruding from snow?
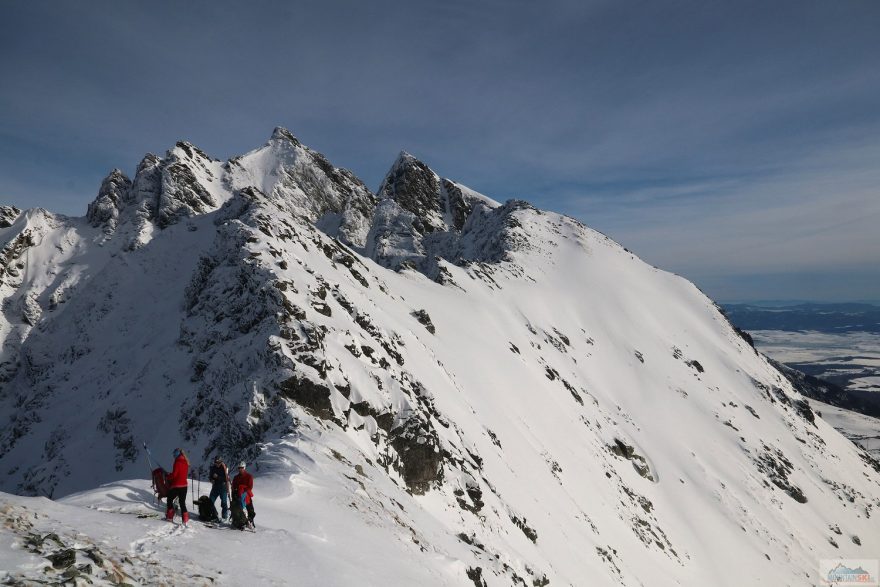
[86,170,131,233]
[367,152,505,276]
[378,152,446,234]
[106,143,229,249]
[0,206,21,228]
[154,142,220,228]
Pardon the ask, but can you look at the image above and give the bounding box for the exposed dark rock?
[609,439,655,481]
[860,452,880,474]
[487,429,502,449]
[278,375,335,421]
[466,566,488,587]
[378,152,443,232]
[792,398,816,426]
[0,229,36,286]
[47,548,76,569]
[85,549,103,566]
[156,161,216,228]
[349,401,394,432]
[511,515,538,543]
[87,169,131,231]
[411,309,436,334]
[756,445,807,503]
[311,301,332,317]
[442,179,475,230]
[686,360,704,373]
[389,419,443,494]
[0,205,20,228]
[734,327,754,348]
[454,483,484,514]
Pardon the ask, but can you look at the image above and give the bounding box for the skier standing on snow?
[165,448,190,525]
[232,461,255,529]
[208,455,230,520]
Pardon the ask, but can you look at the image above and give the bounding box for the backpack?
[151,467,168,500]
[197,495,219,522]
[230,495,249,530]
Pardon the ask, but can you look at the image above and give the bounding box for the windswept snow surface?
[1,129,879,586]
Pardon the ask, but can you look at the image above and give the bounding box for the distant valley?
[723,302,880,415]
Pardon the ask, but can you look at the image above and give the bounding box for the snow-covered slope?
[1,129,878,586]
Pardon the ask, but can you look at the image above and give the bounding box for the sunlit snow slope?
[1,129,878,586]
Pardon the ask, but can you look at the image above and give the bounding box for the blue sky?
[2,0,879,302]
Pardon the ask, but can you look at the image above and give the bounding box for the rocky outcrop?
[0,206,20,228]
[378,152,445,233]
[86,170,131,232]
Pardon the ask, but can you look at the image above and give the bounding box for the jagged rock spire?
[378,151,445,234]
[86,169,131,232]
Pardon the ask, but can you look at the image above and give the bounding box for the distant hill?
[722,303,880,333]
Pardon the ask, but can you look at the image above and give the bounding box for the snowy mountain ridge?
[1,128,879,586]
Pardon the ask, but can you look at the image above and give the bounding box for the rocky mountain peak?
[377,151,445,233]
[269,126,301,145]
[171,141,216,163]
[86,169,132,232]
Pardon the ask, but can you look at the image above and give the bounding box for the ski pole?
[143,444,153,474]
[143,442,158,504]
[143,442,155,471]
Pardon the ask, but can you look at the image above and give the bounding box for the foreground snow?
[0,477,468,586]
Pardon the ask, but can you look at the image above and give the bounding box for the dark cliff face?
[377,152,444,234]
[442,179,476,231]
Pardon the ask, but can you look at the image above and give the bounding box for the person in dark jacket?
[208,456,230,520]
[165,448,189,525]
[231,461,255,528]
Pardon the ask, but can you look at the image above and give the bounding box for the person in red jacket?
[165,448,190,525]
[231,461,255,528]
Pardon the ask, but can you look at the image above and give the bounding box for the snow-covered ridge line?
[1,128,879,586]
